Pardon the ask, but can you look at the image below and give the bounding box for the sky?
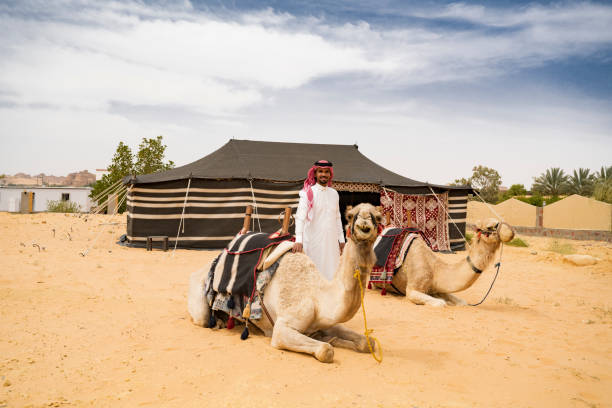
[1,0,611,188]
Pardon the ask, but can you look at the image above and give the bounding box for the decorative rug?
[380,190,450,251]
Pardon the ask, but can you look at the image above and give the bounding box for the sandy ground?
[1,212,611,408]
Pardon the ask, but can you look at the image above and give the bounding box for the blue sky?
[1,0,611,188]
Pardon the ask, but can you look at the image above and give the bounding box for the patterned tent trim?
[333,182,381,193]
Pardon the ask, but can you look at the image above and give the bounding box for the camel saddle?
[211,231,295,297]
[370,227,433,284]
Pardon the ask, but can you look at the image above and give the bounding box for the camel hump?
[261,240,295,270]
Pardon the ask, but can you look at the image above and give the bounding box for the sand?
[1,212,611,407]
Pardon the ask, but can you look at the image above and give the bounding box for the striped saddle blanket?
[370,227,433,284]
[210,231,294,297]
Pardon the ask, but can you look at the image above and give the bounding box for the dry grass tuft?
[547,240,575,255]
[506,237,528,247]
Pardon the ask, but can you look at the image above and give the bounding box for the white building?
[0,186,92,212]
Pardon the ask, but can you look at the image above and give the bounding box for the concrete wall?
[0,189,22,212]
[543,194,611,231]
[467,198,536,227]
[467,195,612,234]
[510,225,612,242]
[0,187,92,212]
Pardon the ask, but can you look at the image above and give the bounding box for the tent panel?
[448,190,469,251]
[126,179,301,249]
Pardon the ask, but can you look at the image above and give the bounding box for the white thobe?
[295,183,345,280]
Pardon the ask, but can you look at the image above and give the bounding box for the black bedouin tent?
[124,139,472,250]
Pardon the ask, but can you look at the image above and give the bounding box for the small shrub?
[592,179,612,203]
[496,296,517,306]
[513,195,563,207]
[47,200,81,213]
[465,232,473,244]
[547,240,575,255]
[506,237,528,247]
[515,195,543,206]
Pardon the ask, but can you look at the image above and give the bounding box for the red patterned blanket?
[380,190,450,251]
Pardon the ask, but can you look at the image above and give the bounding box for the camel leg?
[316,324,373,353]
[271,318,334,363]
[437,293,467,306]
[407,289,447,307]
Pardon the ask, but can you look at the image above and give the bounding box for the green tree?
[592,179,612,203]
[594,165,612,182]
[532,167,569,196]
[507,184,527,196]
[469,165,502,203]
[499,184,527,202]
[90,136,175,214]
[90,142,134,213]
[567,168,595,196]
[449,177,471,186]
[134,135,174,175]
[449,166,502,203]
[592,165,612,203]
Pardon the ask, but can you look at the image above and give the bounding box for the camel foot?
[438,293,467,306]
[315,343,334,363]
[451,297,467,306]
[355,336,376,353]
[430,298,447,307]
[408,290,448,307]
[317,325,371,353]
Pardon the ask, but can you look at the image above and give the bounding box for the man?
[293,160,345,280]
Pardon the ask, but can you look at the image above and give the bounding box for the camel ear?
[499,223,515,242]
[345,205,355,222]
[373,206,383,224]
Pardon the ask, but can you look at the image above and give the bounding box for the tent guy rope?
[172,177,192,256]
[80,186,131,257]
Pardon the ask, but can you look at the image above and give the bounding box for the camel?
[384,218,514,307]
[188,203,382,363]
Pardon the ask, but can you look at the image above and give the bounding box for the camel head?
[473,218,515,245]
[345,203,382,244]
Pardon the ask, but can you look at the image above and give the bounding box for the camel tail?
[187,267,211,327]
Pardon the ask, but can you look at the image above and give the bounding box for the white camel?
[386,218,514,306]
[188,203,382,363]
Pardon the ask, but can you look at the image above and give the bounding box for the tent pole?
[281,207,291,235]
[240,205,253,235]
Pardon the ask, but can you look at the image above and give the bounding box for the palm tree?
[567,168,595,196]
[592,165,612,203]
[594,165,612,182]
[532,167,569,196]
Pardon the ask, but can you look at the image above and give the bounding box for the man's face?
[315,167,331,186]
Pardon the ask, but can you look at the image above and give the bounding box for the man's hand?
[292,242,303,253]
[339,242,345,255]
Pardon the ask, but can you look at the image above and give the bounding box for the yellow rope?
[354,269,383,363]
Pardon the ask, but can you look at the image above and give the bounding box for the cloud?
[0,1,385,117]
[3,0,611,118]
[0,0,611,182]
